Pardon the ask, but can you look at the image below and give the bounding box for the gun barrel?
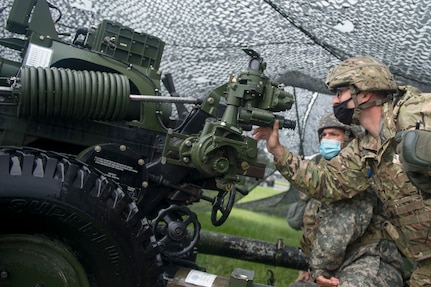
[129,95,201,104]
[197,230,308,270]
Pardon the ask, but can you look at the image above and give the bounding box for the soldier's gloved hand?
[405,172,431,193]
[395,130,431,193]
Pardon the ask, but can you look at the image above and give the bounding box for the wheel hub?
[0,234,90,287]
[168,221,187,241]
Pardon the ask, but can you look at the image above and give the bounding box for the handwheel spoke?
[163,214,174,224]
[183,215,193,226]
[158,235,170,247]
[218,206,228,215]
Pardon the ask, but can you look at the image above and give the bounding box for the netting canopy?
[1,0,430,156]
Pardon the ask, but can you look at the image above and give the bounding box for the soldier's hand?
[315,275,339,287]
[395,130,431,172]
[405,171,431,193]
[252,120,285,160]
[296,270,310,282]
[395,130,431,193]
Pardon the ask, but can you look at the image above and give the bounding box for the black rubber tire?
[0,147,165,287]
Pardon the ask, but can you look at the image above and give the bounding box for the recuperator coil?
[17,66,130,120]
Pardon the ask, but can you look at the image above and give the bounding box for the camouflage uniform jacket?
[310,190,404,283]
[275,86,431,261]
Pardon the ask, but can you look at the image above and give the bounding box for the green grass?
[192,206,303,286]
[236,185,285,204]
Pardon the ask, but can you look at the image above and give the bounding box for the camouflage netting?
[1,0,430,157]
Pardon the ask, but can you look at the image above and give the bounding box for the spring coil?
[18,66,130,120]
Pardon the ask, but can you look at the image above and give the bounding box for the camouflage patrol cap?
[317,112,351,137]
[325,56,398,93]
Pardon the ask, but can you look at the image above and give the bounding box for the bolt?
[241,161,250,170]
[247,148,257,158]
[138,159,145,165]
[142,181,148,188]
[0,270,8,279]
[94,145,102,152]
[119,145,126,151]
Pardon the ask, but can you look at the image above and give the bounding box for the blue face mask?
[319,139,342,160]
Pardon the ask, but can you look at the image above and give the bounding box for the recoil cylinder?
[18,66,130,120]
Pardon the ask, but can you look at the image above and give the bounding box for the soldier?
[287,113,357,270]
[288,113,404,287]
[252,56,431,287]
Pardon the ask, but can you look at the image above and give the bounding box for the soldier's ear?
[360,92,373,103]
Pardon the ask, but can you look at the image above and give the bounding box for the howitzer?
[0,0,303,286]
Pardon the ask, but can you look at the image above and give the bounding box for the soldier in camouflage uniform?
[252,56,431,287]
[287,113,354,280]
[289,113,404,287]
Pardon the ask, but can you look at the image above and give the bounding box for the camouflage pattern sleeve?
[309,192,374,280]
[299,198,321,257]
[274,139,371,203]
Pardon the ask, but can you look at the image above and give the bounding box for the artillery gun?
[0,0,305,286]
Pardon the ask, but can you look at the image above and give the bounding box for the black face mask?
[333,98,354,125]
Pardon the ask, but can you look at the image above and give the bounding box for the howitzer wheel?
[0,147,165,287]
[0,234,91,286]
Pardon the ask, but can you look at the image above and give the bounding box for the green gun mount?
[161,48,295,187]
[0,1,304,286]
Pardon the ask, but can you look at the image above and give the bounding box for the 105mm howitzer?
[0,0,305,286]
